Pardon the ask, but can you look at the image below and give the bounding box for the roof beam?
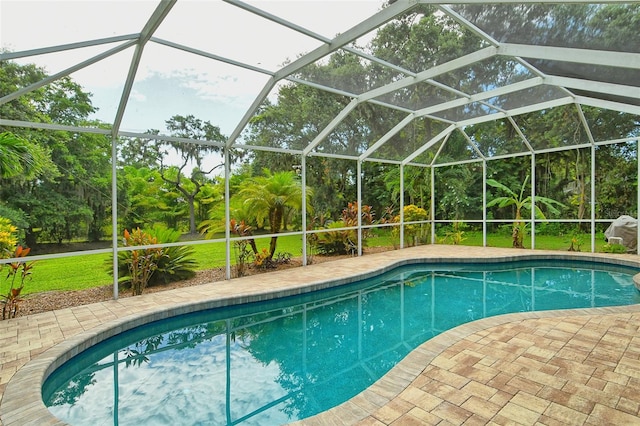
[226,78,278,147]
[575,96,640,116]
[274,0,417,81]
[0,40,137,106]
[305,46,497,158]
[0,119,111,135]
[437,5,500,47]
[358,77,542,162]
[421,0,632,3]
[497,97,576,122]
[151,37,274,77]
[459,129,487,161]
[226,0,419,79]
[303,99,360,156]
[307,47,497,160]
[226,0,417,147]
[545,76,640,102]
[412,77,543,118]
[456,97,575,127]
[507,116,535,153]
[359,114,415,161]
[111,0,176,138]
[498,44,640,69]
[359,46,497,102]
[403,125,456,165]
[0,34,140,61]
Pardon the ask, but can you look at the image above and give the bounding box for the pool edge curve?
[2,246,640,425]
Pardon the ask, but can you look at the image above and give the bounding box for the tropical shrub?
[1,245,34,319]
[601,242,627,254]
[108,225,197,294]
[314,202,374,255]
[230,219,254,277]
[400,204,429,246]
[148,226,197,284]
[121,228,164,296]
[315,221,358,255]
[442,222,467,245]
[387,204,430,246]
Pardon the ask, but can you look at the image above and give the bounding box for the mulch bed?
[15,249,395,317]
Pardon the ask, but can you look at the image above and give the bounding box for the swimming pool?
[43,260,640,425]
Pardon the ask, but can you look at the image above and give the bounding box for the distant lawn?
[21,234,306,296]
[457,231,608,252]
[13,231,614,296]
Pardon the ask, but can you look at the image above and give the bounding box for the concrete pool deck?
[2,245,640,425]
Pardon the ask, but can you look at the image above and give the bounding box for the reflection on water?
[44,261,640,425]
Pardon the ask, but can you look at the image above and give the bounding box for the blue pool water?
[43,260,640,425]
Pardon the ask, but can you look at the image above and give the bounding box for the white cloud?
[47,337,295,425]
[129,89,147,103]
[1,0,385,133]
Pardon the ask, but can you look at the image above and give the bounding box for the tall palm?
[239,169,312,259]
[487,175,565,248]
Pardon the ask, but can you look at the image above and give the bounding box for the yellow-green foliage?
[402,204,428,222]
[0,218,18,258]
[0,218,34,319]
[392,205,429,246]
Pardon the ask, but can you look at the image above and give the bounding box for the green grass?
[28,254,112,294]
[18,234,307,296]
[7,231,615,296]
[457,231,608,251]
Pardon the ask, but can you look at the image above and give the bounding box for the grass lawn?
[11,231,615,296]
[19,234,307,296]
[460,231,609,251]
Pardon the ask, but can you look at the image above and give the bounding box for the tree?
[593,142,637,221]
[0,60,115,246]
[244,4,486,222]
[119,166,166,230]
[435,162,482,221]
[238,170,311,260]
[383,165,431,211]
[487,175,565,248]
[17,128,112,244]
[156,115,227,235]
[118,133,164,169]
[246,88,357,219]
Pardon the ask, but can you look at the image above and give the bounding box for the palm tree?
[487,175,565,248]
[239,169,312,260]
[0,132,50,179]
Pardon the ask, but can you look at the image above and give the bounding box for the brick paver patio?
[2,246,640,425]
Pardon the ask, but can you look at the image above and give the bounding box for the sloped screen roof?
[1,0,639,166]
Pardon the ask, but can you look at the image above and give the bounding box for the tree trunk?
[246,232,258,255]
[269,236,278,259]
[268,206,284,259]
[188,196,197,234]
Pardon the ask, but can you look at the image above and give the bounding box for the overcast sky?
[1,1,384,137]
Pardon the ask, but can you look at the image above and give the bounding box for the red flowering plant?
[2,245,35,319]
[230,219,256,277]
[122,228,166,296]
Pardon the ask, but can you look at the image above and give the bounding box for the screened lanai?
[1,0,639,297]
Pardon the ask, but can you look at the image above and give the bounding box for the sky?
[0,0,384,138]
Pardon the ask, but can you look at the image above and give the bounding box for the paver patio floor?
[2,246,640,425]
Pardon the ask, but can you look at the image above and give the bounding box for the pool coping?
[2,245,640,425]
